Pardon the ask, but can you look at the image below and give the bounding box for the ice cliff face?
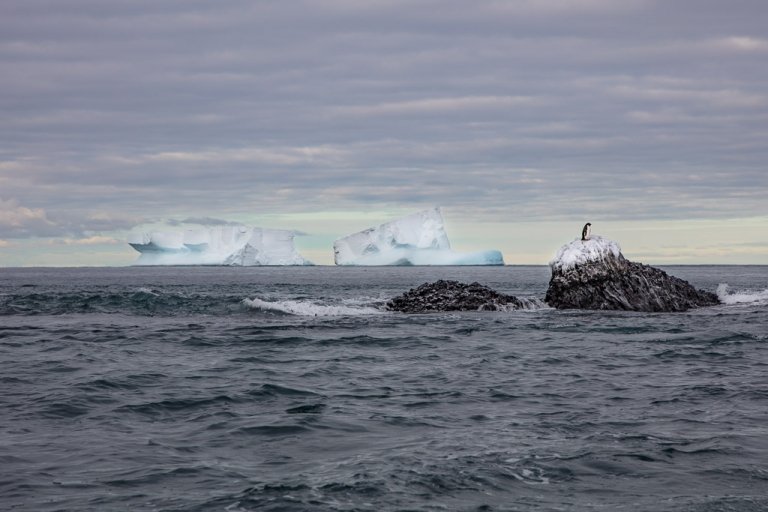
[128,225,312,266]
[333,208,504,266]
[545,235,719,312]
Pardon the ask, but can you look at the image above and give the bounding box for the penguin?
[581,222,591,241]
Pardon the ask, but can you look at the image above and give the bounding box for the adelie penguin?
[581,222,592,241]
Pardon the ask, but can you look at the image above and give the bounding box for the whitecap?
[500,297,551,311]
[717,283,768,305]
[243,297,384,317]
[509,467,551,485]
[135,287,159,296]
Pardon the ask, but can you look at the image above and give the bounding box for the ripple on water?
[115,395,237,417]
[2,265,767,512]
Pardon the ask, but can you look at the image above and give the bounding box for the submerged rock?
[545,235,719,312]
[387,279,531,313]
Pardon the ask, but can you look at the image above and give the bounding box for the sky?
[1,0,766,266]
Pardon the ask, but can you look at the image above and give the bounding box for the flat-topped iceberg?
[128,225,312,266]
[333,208,504,266]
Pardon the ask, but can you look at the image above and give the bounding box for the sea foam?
[717,283,768,305]
[243,297,384,316]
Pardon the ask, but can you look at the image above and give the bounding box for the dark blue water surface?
[1,266,767,511]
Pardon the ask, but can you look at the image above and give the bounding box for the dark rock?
[545,243,719,312]
[387,279,532,313]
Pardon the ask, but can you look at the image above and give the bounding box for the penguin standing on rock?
[581,222,592,241]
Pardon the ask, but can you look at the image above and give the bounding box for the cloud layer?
[1,0,766,263]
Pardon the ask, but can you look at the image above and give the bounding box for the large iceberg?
[333,208,504,266]
[128,225,313,266]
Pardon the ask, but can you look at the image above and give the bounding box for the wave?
[717,284,768,305]
[243,297,384,317]
[243,296,548,316]
[0,289,243,316]
[502,297,550,311]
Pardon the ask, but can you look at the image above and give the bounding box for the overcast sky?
[1,0,766,265]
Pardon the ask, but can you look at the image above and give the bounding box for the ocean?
[1,265,767,511]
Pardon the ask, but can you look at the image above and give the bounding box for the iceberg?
[128,225,313,266]
[333,208,504,266]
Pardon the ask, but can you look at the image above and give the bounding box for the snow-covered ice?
[128,225,312,266]
[333,208,504,266]
[549,235,622,271]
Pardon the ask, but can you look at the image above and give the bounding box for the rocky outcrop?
[545,236,719,312]
[387,280,533,313]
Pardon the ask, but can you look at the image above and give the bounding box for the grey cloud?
[1,0,767,237]
[0,198,142,239]
[167,217,242,227]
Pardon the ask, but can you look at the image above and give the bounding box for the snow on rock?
[545,233,719,312]
[128,225,312,266]
[333,208,504,266]
[549,235,622,271]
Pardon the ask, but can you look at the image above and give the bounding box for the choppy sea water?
[1,265,767,512]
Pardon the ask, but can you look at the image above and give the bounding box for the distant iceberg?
[128,225,313,266]
[333,208,504,266]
